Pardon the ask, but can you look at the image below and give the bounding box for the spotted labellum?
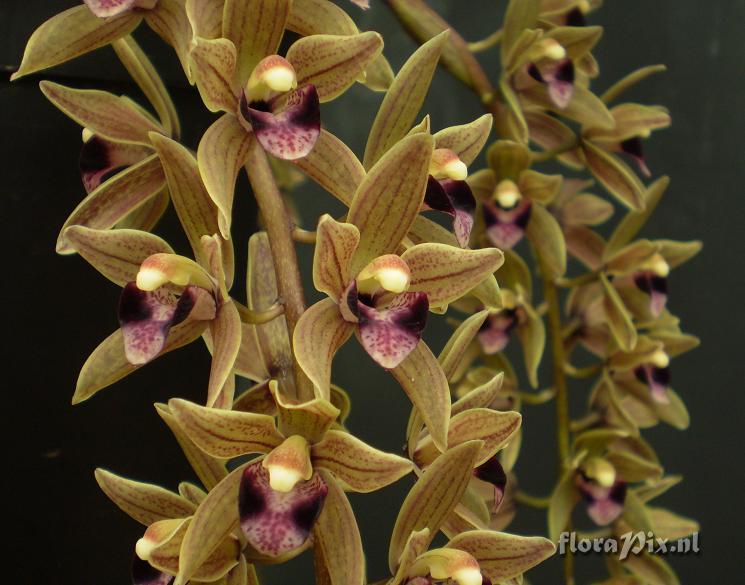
[15,0,700,583]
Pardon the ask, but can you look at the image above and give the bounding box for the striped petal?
[423,177,476,248]
[118,283,214,365]
[355,292,429,369]
[239,85,320,160]
[239,461,327,557]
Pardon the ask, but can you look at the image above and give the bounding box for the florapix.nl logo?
[558,531,701,560]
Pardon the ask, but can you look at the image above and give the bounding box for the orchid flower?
[468,140,562,251]
[167,385,412,557]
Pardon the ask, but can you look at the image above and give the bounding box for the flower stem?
[531,137,580,163]
[515,490,551,508]
[245,141,314,401]
[468,29,503,53]
[543,276,575,585]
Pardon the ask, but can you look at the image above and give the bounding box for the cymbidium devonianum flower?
[295,134,502,373]
[187,20,386,240]
[540,0,602,27]
[495,3,602,139]
[548,432,667,541]
[59,147,242,406]
[469,140,562,251]
[407,376,521,532]
[382,441,554,585]
[167,386,412,558]
[575,456,627,526]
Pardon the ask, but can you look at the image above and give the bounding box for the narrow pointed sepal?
[239,461,327,557]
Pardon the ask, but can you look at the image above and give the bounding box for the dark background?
[1,1,743,583]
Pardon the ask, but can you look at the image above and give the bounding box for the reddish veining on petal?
[239,462,327,557]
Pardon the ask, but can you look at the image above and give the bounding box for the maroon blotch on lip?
[474,456,507,510]
[131,554,173,585]
[565,7,587,26]
[79,136,150,193]
[356,292,429,369]
[424,176,477,247]
[578,474,627,526]
[635,364,671,403]
[620,137,652,177]
[239,85,321,161]
[238,462,327,557]
[482,199,532,250]
[478,309,518,354]
[118,283,200,366]
[634,272,668,316]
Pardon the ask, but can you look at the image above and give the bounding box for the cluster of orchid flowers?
[16,0,700,584]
